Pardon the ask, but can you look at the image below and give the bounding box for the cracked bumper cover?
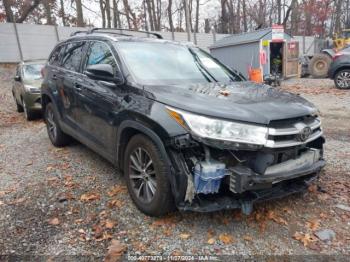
[178,152,326,213]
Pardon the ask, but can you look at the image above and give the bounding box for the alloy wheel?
[336,71,350,88]
[129,147,157,203]
[46,107,57,140]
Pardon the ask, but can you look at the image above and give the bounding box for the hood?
[143,81,317,125]
[24,79,42,88]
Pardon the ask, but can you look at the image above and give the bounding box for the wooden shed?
[209,26,299,81]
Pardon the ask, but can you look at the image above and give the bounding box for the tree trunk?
[334,0,342,34]
[44,0,54,25]
[277,0,282,24]
[204,18,210,33]
[16,0,41,23]
[194,0,199,33]
[146,0,154,30]
[75,0,84,26]
[3,0,14,22]
[60,0,66,26]
[100,0,106,28]
[167,0,174,32]
[282,0,297,28]
[242,0,247,32]
[106,0,111,28]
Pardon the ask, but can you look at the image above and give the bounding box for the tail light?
[333,53,343,61]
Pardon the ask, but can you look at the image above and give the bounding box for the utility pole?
[184,0,191,41]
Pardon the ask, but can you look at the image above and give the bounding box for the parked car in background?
[12,60,45,120]
[328,46,350,89]
[41,29,325,217]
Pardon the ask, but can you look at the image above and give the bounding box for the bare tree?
[43,0,54,25]
[75,0,84,26]
[60,0,66,26]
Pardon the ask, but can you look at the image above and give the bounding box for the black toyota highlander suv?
[41,28,325,216]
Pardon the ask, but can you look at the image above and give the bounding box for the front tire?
[13,93,23,113]
[44,102,71,147]
[22,99,35,121]
[124,134,175,216]
[334,69,350,89]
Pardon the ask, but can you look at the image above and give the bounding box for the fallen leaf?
[151,216,177,227]
[207,228,215,239]
[107,185,127,197]
[219,233,234,244]
[0,200,4,206]
[10,197,25,205]
[243,235,253,242]
[57,192,75,202]
[48,217,60,225]
[308,184,318,193]
[105,219,116,229]
[107,199,123,208]
[105,239,127,262]
[93,224,104,239]
[267,210,288,225]
[219,89,230,96]
[25,161,33,166]
[179,233,191,240]
[80,192,100,202]
[207,238,215,245]
[293,232,317,246]
[163,227,173,237]
[46,166,54,172]
[306,219,320,231]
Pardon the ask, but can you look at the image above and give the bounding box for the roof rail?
[70,28,163,39]
[88,28,163,39]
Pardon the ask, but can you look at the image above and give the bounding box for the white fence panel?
[16,24,58,61]
[0,23,237,63]
[0,23,21,62]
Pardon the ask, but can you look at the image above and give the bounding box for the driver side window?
[85,42,117,73]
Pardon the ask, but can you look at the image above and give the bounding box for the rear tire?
[44,102,71,147]
[334,69,350,89]
[309,53,331,78]
[124,134,175,216]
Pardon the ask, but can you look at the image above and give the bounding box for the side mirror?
[14,75,21,82]
[84,64,123,85]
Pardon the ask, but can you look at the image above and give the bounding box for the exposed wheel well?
[117,126,169,173]
[117,127,142,172]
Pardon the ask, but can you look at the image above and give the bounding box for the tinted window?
[62,42,85,72]
[49,45,65,66]
[85,42,116,70]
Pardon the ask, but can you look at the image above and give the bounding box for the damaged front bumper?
[167,134,326,215]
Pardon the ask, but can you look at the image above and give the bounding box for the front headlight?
[166,107,268,145]
[24,85,40,93]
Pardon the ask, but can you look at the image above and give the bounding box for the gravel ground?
[0,64,349,260]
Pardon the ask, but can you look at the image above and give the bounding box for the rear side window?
[49,45,65,66]
[62,42,86,72]
[85,42,116,70]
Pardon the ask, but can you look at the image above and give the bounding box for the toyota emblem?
[298,127,312,142]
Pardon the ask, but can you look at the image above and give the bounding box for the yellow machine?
[308,29,350,78]
[333,29,350,51]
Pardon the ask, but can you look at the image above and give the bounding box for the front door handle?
[52,74,58,80]
[74,83,82,91]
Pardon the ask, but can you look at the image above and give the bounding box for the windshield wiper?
[189,49,217,82]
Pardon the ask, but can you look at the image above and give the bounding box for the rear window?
[48,45,65,66]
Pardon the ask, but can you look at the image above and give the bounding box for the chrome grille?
[265,116,322,148]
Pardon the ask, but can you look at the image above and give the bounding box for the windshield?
[23,64,43,83]
[115,42,241,85]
